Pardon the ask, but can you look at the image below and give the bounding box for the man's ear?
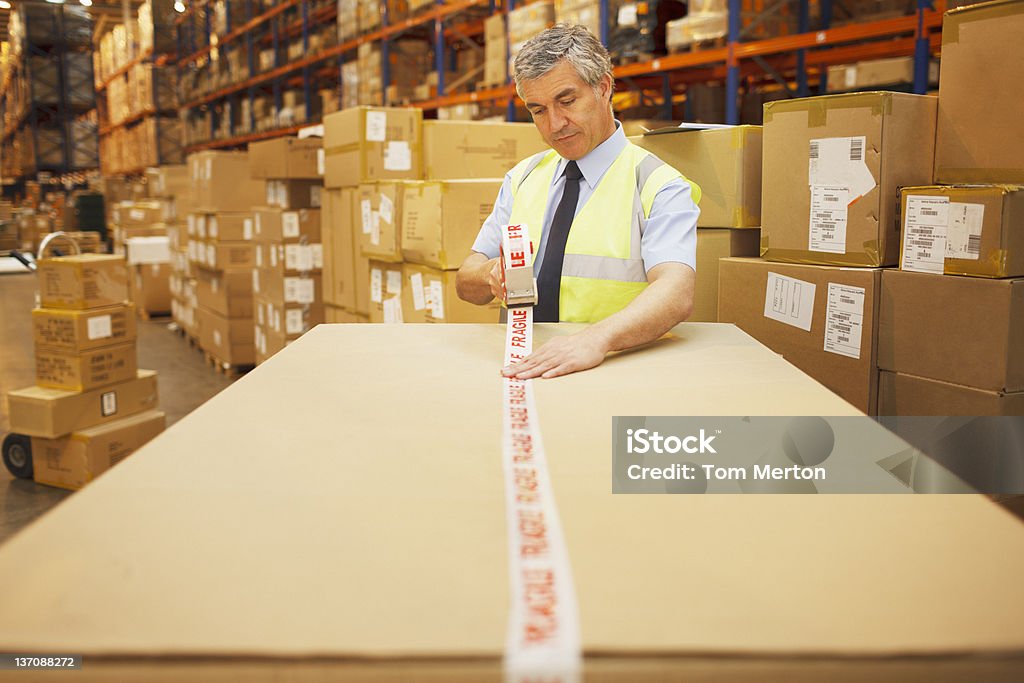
[600,73,614,102]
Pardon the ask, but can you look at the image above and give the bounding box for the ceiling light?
[80,0,92,6]
[45,0,66,4]
[174,2,186,12]
[0,0,11,9]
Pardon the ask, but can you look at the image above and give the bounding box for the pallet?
[137,309,172,322]
[168,322,200,350]
[202,351,253,379]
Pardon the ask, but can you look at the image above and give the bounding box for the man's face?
[520,61,614,161]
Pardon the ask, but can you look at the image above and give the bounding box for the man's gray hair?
[512,24,614,101]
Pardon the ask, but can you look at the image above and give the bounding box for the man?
[456,24,700,379]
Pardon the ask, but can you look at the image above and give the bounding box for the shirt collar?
[556,120,626,190]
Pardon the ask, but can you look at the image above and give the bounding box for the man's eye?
[560,99,575,107]
[530,109,544,116]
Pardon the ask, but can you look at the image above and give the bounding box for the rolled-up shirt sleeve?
[640,177,700,273]
[470,172,515,259]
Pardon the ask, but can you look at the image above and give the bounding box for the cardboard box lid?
[1,324,1023,659]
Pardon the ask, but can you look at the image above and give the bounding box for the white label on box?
[901,195,948,274]
[429,280,445,320]
[277,184,289,208]
[411,272,426,310]
[286,309,304,335]
[197,215,207,238]
[87,314,113,340]
[844,66,857,88]
[946,202,984,261]
[809,185,850,254]
[187,214,196,236]
[382,296,403,324]
[257,303,264,325]
[370,211,381,246]
[254,212,262,236]
[270,244,278,267]
[284,278,298,303]
[386,270,401,295]
[296,278,315,304]
[213,329,222,348]
[253,269,260,293]
[287,244,314,271]
[130,209,145,221]
[370,268,383,303]
[206,244,216,267]
[311,185,322,208]
[317,148,325,175]
[365,110,387,142]
[101,390,118,417]
[360,199,372,234]
[824,283,865,359]
[209,216,219,239]
[205,158,212,180]
[763,272,816,332]
[282,212,300,238]
[378,193,394,224]
[617,4,638,26]
[266,182,277,205]
[243,218,253,240]
[256,245,264,267]
[273,308,281,333]
[808,136,875,201]
[383,141,412,171]
[311,244,323,269]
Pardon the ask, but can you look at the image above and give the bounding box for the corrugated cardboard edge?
[944,0,1024,44]
[764,92,894,127]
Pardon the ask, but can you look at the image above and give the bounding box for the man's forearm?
[456,252,498,305]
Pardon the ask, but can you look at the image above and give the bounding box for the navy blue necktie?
[534,161,583,323]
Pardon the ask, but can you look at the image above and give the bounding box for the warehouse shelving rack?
[173,0,946,152]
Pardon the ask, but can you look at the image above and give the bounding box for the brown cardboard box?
[826,57,915,92]
[761,92,937,266]
[422,121,546,180]
[898,185,1024,278]
[130,263,172,315]
[934,0,1024,184]
[692,229,761,322]
[266,180,323,210]
[248,137,322,179]
[718,257,881,413]
[357,183,405,262]
[253,324,288,366]
[198,241,255,271]
[324,304,367,323]
[401,179,502,270]
[321,188,357,311]
[367,260,405,323]
[147,164,189,198]
[254,207,321,243]
[32,304,137,353]
[6,370,159,439]
[196,268,254,318]
[197,307,255,365]
[878,370,1024,417]
[38,254,129,310]
[207,213,254,242]
[35,342,138,392]
[323,106,422,188]
[255,240,323,276]
[113,200,166,227]
[255,296,324,339]
[189,151,265,211]
[631,126,762,228]
[878,270,1024,392]
[253,270,322,307]
[401,263,502,323]
[483,13,507,86]
[31,409,166,490]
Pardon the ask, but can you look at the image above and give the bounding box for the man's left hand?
[501,329,610,379]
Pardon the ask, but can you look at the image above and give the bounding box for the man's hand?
[456,252,502,305]
[502,327,611,379]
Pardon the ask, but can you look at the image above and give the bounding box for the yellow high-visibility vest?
[508,143,700,322]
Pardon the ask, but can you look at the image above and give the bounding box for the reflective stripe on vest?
[508,143,699,323]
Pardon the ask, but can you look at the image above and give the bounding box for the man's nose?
[548,107,568,134]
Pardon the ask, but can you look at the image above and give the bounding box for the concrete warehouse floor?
[1,267,234,545]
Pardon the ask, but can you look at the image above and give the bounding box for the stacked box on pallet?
[6,253,165,490]
[507,1,555,68]
[248,137,325,364]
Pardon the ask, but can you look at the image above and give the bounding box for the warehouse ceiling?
[0,1,150,47]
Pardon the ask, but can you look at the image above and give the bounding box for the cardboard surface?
[878,370,1024,417]
[357,183,406,262]
[196,269,254,318]
[189,151,265,212]
[400,263,501,323]
[422,120,546,180]
[1,324,1024,663]
[7,370,159,439]
[631,126,762,228]
[32,304,137,353]
[197,306,255,365]
[321,188,359,311]
[254,207,322,244]
[35,342,138,392]
[718,257,881,414]
[37,254,129,310]
[248,137,322,179]
[878,270,1024,392]
[692,229,761,322]
[934,0,1024,184]
[401,179,502,270]
[323,106,422,188]
[130,263,172,314]
[761,92,937,266]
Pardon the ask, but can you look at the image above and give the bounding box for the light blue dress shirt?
[470,121,699,275]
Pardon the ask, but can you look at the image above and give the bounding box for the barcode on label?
[810,141,819,159]
[967,234,981,256]
[850,138,863,161]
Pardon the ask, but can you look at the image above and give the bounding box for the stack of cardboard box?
[248,137,325,364]
[6,254,165,490]
[187,151,264,368]
[878,0,1024,415]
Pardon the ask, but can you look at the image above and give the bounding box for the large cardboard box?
[207,213,254,242]
[826,57,914,92]
[322,188,359,311]
[147,164,189,198]
[35,342,139,392]
[196,268,254,318]
[248,137,322,179]
[255,240,323,276]
[38,254,129,310]
[189,151,265,211]
[400,263,501,323]
[255,296,324,339]
[265,179,323,210]
[692,228,761,322]
[6,370,159,439]
[422,121,546,180]
[878,270,1024,392]
[32,304,137,353]
[324,304,366,323]
[878,370,1024,417]
[401,179,501,270]
[192,241,255,271]
[761,92,937,266]
[718,257,881,414]
[934,0,1024,184]
[113,200,166,227]
[130,263,172,315]
[30,410,166,491]
[631,126,762,228]
[357,183,405,262]
[197,307,256,365]
[254,207,322,243]
[253,270,322,308]
[898,184,1024,278]
[323,106,422,188]
[367,260,405,323]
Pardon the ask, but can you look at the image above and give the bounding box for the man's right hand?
[456,252,503,305]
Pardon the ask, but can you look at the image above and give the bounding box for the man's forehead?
[522,64,586,100]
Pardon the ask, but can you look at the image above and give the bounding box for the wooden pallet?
[168,322,200,350]
[202,351,253,379]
